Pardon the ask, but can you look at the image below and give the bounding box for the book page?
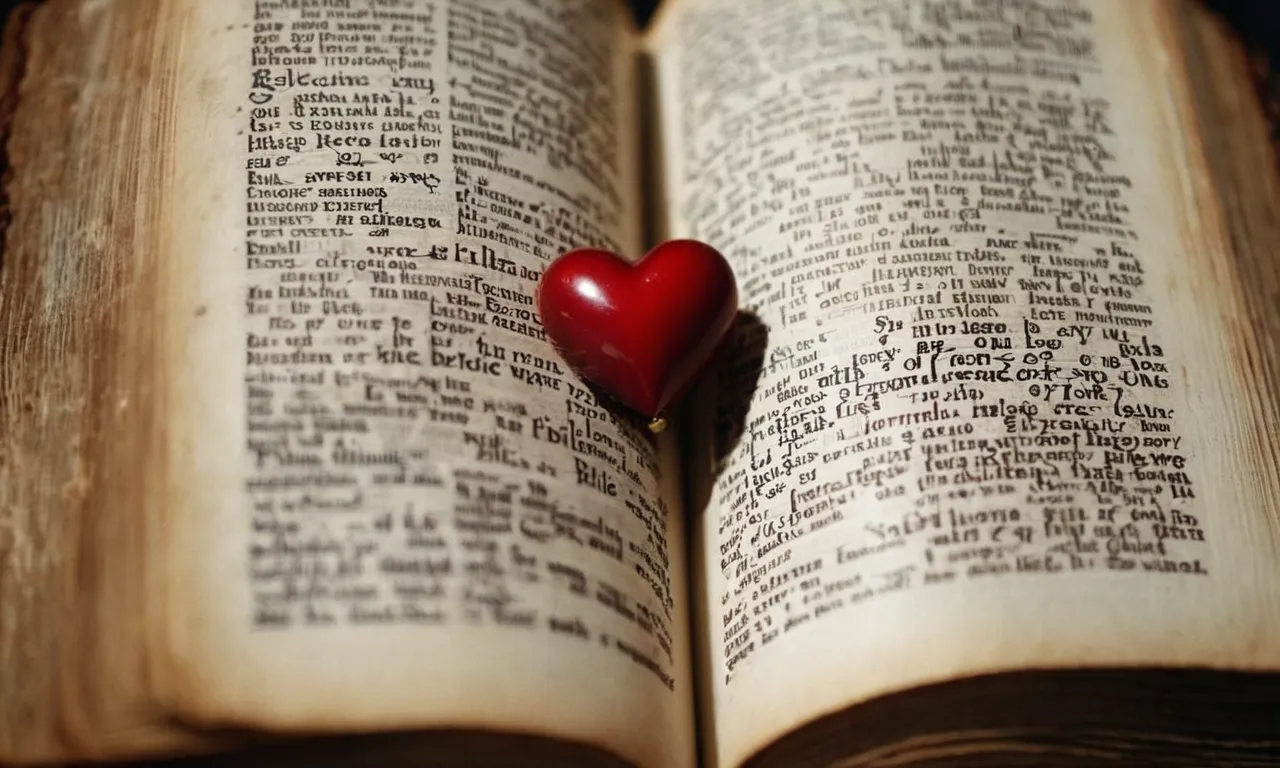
[156,2,694,767]
[649,0,1280,765]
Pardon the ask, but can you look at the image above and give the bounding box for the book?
[2,0,1279,765]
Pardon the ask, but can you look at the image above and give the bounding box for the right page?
[648,0,1280,765]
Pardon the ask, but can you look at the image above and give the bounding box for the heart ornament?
[537,240,739,431]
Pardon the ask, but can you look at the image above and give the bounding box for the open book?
[3,0,1280,765]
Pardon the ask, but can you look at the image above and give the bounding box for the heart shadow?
[677,308,769,545]
[705,310,769,475]
[573,310,769,504]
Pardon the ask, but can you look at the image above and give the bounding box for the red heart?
[537,240,739,418]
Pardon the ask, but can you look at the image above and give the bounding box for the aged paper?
[159,2,694,767]
[650,0,1280,764]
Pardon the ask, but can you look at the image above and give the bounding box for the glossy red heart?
[537,240,738,419]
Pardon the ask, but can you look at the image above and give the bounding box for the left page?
[151,1,694,767]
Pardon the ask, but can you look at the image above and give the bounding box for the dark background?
[632,0,660,24]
